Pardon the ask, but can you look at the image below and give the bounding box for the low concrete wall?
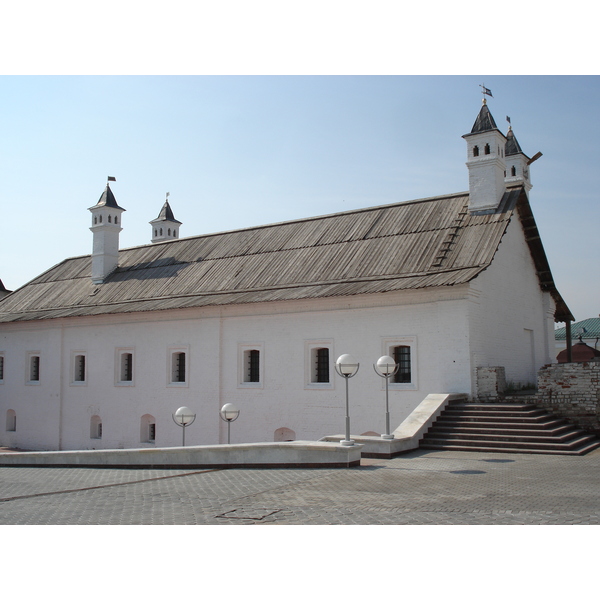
[321,393,468,457]
[0,441,362,469]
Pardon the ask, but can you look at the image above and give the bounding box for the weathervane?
[480,84,493,102]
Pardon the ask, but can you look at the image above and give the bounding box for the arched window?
[168,228,171,236]
[154,229,157,237]
[6,409,16,432]
[115,216,118,224]
[108,215,112,223]
[274,427,295,442]
[473,145,479,157]
[484,143,491,155]
[174,230,177,238]
[160,228,163,236]
[99,215,103,223]
[141,414,156,443]
[94,216,98,225]
[90,415,102,439]
[511,165,516,176]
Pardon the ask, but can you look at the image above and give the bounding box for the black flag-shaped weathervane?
[506,116,511,124]
[107,176,116,182]
[480,85,493,98]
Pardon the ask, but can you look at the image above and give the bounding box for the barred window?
[314,347,330,383]
[392,345,411,383]
[171,352,186,383]
[246,349,260,383]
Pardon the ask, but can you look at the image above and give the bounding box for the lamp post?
[219,403,240,444]
[172,406,196,447]
[373,355,399,439]
[334,354,360,446]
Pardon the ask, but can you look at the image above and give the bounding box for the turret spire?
[150,193,182,243]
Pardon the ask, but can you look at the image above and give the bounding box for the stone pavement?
[0,446,599,524]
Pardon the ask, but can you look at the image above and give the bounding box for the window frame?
[71,351,88,386]
[382,336,418,390]
[305,340,334,389]
[238,343,264,388]
[26,352,41,385]
[115,348,135,386]
[168,346,189,387]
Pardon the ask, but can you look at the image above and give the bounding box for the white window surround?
[70,351,88,386]
[168,346,189,387]
[26,352,41,385]
[115,348,135,386]
[304,340,334,390]
[238,343,264,388]
[381,336,418,390]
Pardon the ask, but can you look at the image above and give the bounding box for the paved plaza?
[0,446,599,525]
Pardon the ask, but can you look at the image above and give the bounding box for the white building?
[0,99,572,451]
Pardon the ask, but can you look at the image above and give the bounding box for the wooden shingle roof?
[0,187,573,323]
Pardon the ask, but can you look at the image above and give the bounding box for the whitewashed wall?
[467,216,556,390]
[0,285,475,450]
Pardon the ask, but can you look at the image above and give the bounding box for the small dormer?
[150,194,182,243]
[462,99,507,212]
[88,179,126,284]
[504,126,533,193]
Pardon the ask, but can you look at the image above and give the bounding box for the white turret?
[504,126,533,194]
[463,99,507,212]
[150,194,182,243]
[88,179,125,284]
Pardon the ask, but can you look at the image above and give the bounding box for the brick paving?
[0,447,599,524]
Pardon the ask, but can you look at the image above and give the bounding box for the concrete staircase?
[419,403,600,455]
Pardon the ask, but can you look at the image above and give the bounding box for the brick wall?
[535,362,600,435]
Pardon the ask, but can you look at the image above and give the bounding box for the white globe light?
[220,403,240,421]
[336,354,359,376]
[174,406,195,425]
[376,355,396,376]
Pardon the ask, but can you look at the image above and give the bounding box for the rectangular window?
[247,349,260,383]
[315,348,330,383]
[29,355,40,382]
[305,341,334,389]
[73,354,86,383]
[383,336,417,390]
[392,346,411,383]
[0,355,4,382]
[116,349,135,385]
[239,343,263,387]
[97,423,103,439]
[148,423,156,441]
[171,351,186,383]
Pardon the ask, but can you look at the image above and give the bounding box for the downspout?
[59,322,65,450]
[565,320,572,363]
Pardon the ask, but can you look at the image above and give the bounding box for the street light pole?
[334,354,360,446]
[219,403,240,444]
[172,406,197,447]
[373,355,399,439]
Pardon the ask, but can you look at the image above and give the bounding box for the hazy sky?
[1,75,598,322]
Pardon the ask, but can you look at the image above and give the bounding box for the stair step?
[419,402,600,456]
[420,434,598,452]
[434,419,568,431]
[419,440,600,456]
[422,430,584,444]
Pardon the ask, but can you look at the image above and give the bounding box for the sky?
[1,74,598,322]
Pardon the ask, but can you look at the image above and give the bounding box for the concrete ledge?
[320,393,468,458]
[0,441,363,469]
